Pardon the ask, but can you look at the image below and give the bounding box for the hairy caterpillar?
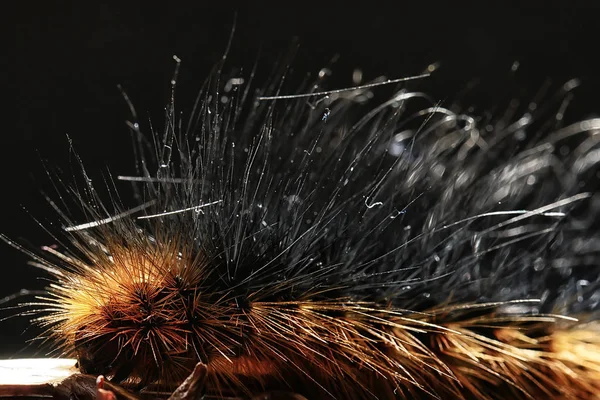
[2,43,600,400]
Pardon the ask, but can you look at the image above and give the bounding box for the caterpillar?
[2,44,600,400]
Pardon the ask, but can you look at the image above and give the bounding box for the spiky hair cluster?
[8,52,600,399]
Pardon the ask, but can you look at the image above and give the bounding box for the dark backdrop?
[2,0,599,357]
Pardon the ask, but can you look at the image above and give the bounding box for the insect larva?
[2,49,600,400]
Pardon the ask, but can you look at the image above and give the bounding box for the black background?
[2,1,599,357]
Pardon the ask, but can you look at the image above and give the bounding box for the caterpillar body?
[3,50,600,400]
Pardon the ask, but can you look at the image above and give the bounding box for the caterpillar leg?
[166,363,207,400]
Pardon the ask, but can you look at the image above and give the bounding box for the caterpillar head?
[39,226,222,386]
